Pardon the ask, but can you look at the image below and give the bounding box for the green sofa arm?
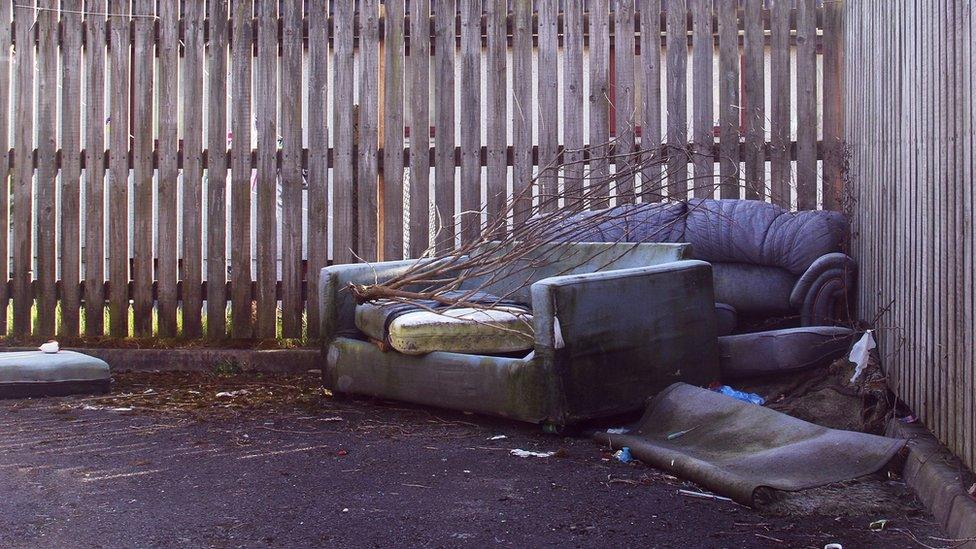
[318,259,427,343]
[529,259,721,422]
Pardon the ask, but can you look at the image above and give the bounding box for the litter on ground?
[510,449,555,458]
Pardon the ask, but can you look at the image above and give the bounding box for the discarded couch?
[319,242,721,427]
[553,198,856,333]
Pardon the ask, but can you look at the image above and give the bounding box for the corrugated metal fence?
[2,0,841,341]
[846,0,975,471]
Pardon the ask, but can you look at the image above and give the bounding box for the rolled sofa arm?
[529,259,721,421]
[319,259,427,343]
[789,252,857,326]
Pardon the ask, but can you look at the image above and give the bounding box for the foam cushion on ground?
[358,305,534,355]
[718,326,855,379]
[0,351,111,398]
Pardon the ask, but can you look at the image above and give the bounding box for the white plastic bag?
[38,340,60,354]
[848,330,876,383]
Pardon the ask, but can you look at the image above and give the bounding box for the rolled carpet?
[594,382,905,506]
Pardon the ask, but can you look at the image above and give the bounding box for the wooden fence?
[847,0,975,472]
[1,0,842,342]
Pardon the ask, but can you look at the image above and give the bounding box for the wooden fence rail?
[0,0,841,341]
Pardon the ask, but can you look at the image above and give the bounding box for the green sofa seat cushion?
[356,301,534,355]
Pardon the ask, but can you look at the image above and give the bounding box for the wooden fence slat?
[407,0,430,257]
[382,0,405,259]
[936,0,948,445]
[459,0,481,241]
[512,0,533,221]
[433,0,455,251]
[639,0,661,202]
[485,0,508,226]
[960,0,975,470]
[795,0,818,209]
[11,0,31,336]
[613,0,636,203]
[690,0,713,198]
[665,0,687,200]
[822,0,845,211]
[742,0,764,201]
[333,0,355,264]
[157,0,179,337]
[254,0,276,338]
[769,0,791,207]
[358,0,379,261]
[588,0,610,209]
[108,0,130,337]
[208,0,230,338]
[538,0,558,211]
[908,0,921,451]
[10,1,34,335]
[60,1,82,336]
[83,0,105,336]
[306,0,328,339]
[0,0,10,335]
[132,0,154,337]
[563,0,583,210]
[229,0,252,338]
[35,0,57,337]
[923,0,934,435]
[717,0,739,198]
[279,0,301,338]
[182,0,205,337]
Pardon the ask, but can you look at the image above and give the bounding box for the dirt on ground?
[0,371,946,548]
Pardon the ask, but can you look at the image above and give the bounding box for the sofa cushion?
[711,263,796,315]
[0,351,111,398]
[718,326,856,379]
[384,307,534,355]
[355,292,534,355]
[549,199,848,275]
[682,199,848,275]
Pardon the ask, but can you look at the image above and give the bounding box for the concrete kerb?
[63,348,321,375]
[887,419,976,548]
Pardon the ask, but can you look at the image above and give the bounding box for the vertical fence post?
[84,0,106,337]
[433,0,456,251]
[459,0,481,242]
[822,0,846,211]
[132,0,155,337]
[562,0,583,210]
[208,0,230,339]
[665,0,687,199]
[279,0,302,338]
[512,0,533,220]
[157,0,179,337]
[0,0,11,337]
[333,0,356,265]
[107,0,130,337]
[382,0,405,259]
[306,0,329,339]
[35,0,57,337]
[639,0,662,202]
[60,3,82,337]
[358,0,380,261]
[254,0,277,338]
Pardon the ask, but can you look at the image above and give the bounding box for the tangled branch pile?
[350,142,743,312]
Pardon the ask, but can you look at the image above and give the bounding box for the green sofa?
[319,242,720,428]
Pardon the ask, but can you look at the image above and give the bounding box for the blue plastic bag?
[614,447,633,463]
[713,385,765,405]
